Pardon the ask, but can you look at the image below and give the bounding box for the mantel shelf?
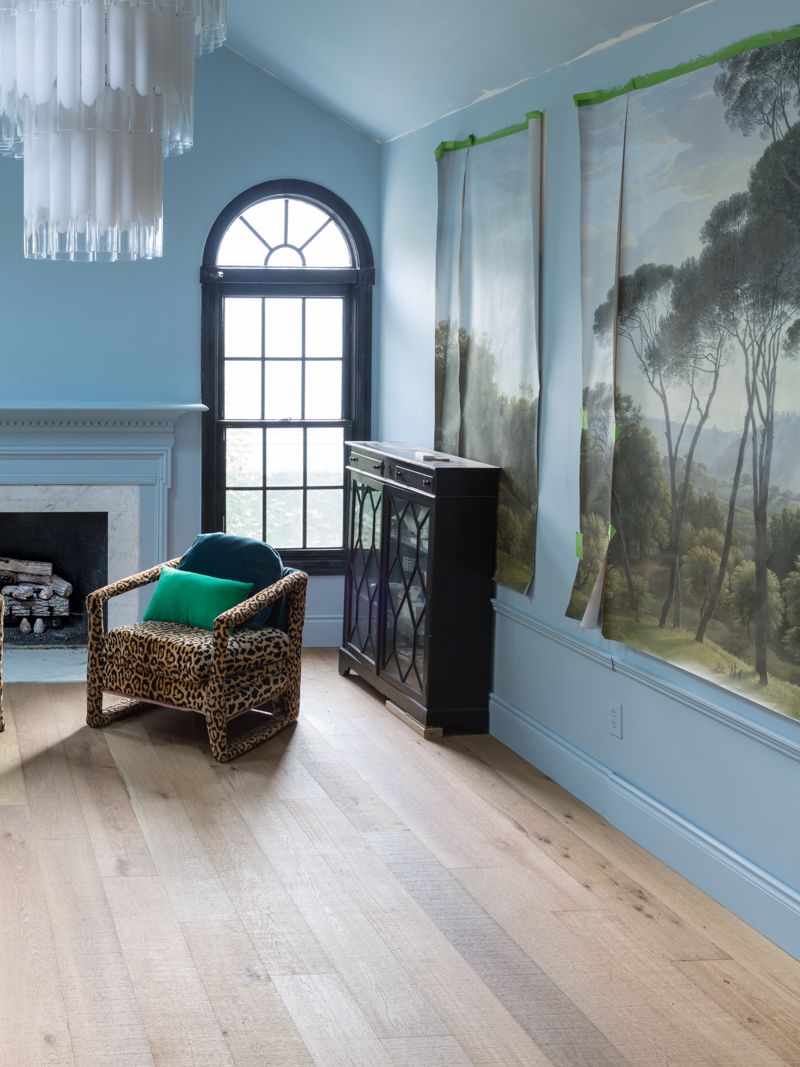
[0,401,210,418]
[0,402,207,428]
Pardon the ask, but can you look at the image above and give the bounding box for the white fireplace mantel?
[0,402,206,611]
[0,401,206,430]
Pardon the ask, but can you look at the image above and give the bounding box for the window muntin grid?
[216,197,352,268]
[222,295,346,550]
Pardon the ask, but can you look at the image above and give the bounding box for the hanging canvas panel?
[567,26,800,721]
[435,114,542,593]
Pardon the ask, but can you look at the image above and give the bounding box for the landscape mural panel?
[566,95,628,624]
[568,30,800,721]
[435,117,542,592]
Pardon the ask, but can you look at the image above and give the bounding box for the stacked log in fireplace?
[1,556,74,635]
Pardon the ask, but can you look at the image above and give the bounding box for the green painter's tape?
[612,422,620,443]
[580,408,589,430]
[434,111,543,160]
[576,532,584,560]
[573,23,800,107]
[608,524,617,541]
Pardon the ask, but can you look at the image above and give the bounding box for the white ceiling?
[225,0,710,142]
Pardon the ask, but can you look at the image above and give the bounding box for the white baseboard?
[302,615,342,648]
[490,691,800,961]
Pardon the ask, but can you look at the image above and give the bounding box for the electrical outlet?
[609,701,623,739]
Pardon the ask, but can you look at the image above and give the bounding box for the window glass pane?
[266,427,303,486]
[217,218,267,267]
[225,361,262,419]
[303,219,351,267]
[226,428,262,487]
[264,299,302,359]
[226,490,262,540]
[307,427,344,486]
[264,361,302,419]
[241,199,285,249]
[305,361,342,419]
[225,298,262,359]
[307,489,344,547]
[266,490,303,548]
[289,200,331,250]
[267,246,304,267]
[306,299,343,359]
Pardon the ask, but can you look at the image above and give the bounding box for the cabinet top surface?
[347,441,500,471]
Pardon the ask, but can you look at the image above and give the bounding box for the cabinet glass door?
[383,494,430,694]
[344,475,382,663]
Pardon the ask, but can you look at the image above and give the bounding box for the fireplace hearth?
[1,512,108,648]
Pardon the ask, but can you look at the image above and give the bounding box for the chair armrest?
[209,572,308,681]
[213,570,308,632]
[86,559,182,608]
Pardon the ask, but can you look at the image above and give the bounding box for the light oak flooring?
[2,648,800,1066]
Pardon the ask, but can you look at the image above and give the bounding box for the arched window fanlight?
[217,196,353,268]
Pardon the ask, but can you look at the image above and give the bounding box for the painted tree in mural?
[435,319,539,576]
[569,31,800,721]
[595,258,731,630]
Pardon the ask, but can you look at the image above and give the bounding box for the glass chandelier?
[0,0,226,261]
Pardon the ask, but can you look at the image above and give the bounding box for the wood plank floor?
[2,647,800,1066]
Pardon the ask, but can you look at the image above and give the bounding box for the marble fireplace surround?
[0,402,205,629]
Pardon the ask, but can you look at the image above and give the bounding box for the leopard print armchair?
[85,560,307,762]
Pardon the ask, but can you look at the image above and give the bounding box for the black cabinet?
[339,442,500,732]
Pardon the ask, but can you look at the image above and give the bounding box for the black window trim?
[201,179,375,576]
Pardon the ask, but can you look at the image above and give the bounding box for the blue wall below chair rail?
[376,0,800,958]
[0,47,380,643]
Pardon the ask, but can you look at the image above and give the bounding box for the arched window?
[201,181,374,574]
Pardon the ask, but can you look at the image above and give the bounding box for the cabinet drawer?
[348,451,386,477]
[391,465,434,493]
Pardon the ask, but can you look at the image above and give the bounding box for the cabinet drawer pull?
[349,454,360,462]
[422,478,432,487]
[373,462,383,471]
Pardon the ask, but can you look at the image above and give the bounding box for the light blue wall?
[0,46,380,403]
[0,47,380,639]
[377,0,800,958]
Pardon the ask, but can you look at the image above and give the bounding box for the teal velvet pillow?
[143,565,253,631]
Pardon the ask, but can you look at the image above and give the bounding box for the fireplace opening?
[1,512,108,648]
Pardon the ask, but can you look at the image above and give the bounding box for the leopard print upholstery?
[104,621,289,684]
[0,594,4,733]
[85,559,307,762]
[102,658,287,714]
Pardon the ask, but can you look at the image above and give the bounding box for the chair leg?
[216,704,299,763]
[87,697,149,729]
[204,681,301,764]
[86,673,105,728]
[204,697,230,763]
[276,664,301,722]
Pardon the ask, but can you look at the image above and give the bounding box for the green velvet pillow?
[143,565,253,631]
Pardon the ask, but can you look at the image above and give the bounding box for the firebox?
[1,512,108,648]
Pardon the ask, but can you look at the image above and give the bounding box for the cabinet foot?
[386,700,443,740]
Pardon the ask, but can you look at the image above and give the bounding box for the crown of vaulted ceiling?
[226,0,710,142]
